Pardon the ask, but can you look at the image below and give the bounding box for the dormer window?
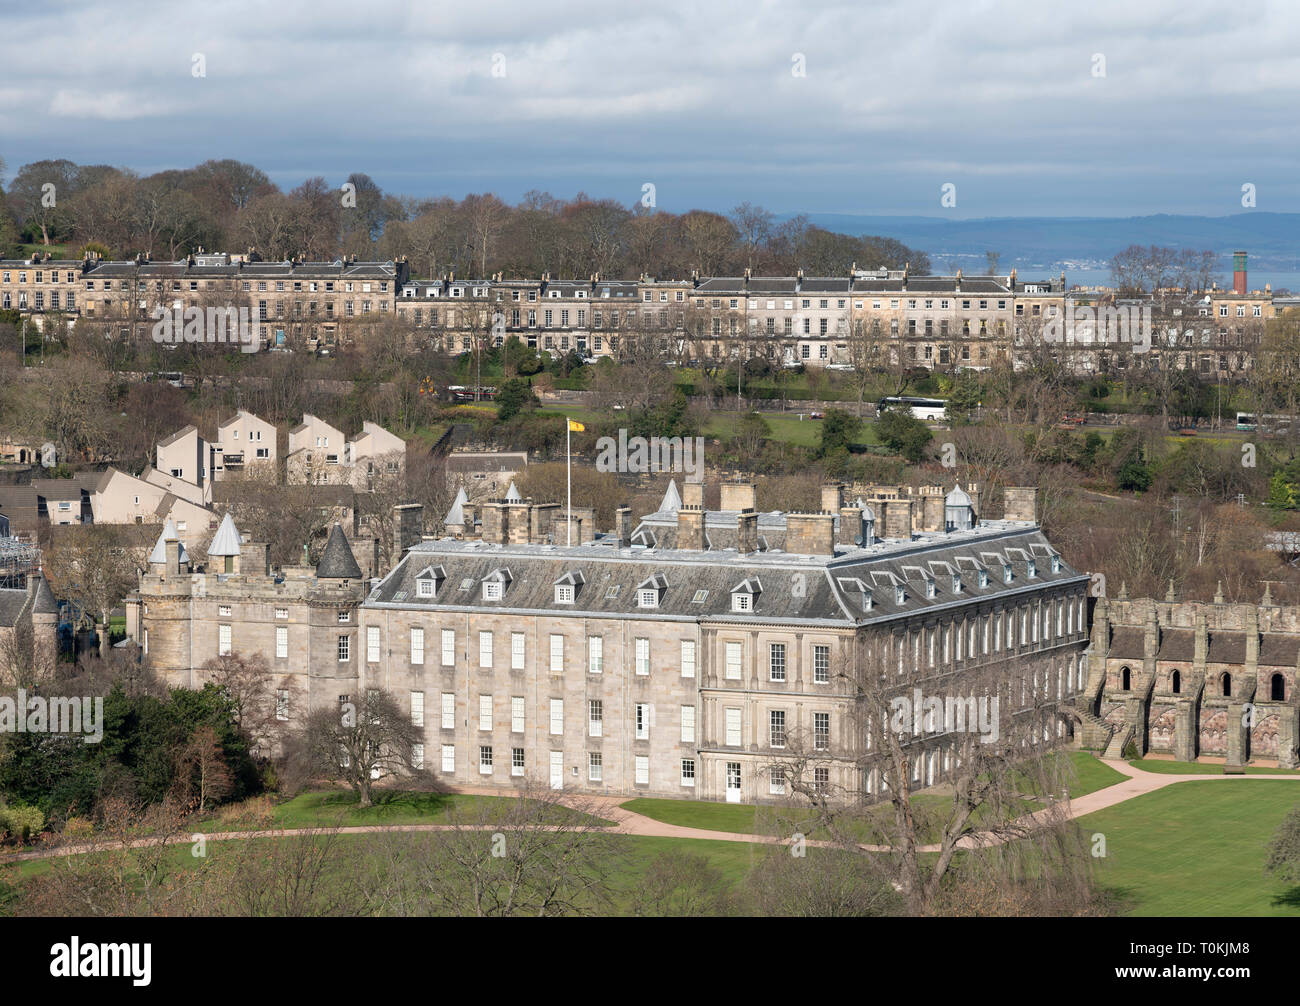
[730,577,762,613]
[925,580,936,599]
[1051,555,1061,574]
[553,570,584,604]
[895,586,906,606]
[415,565,445,599]
[481,567,511,602]
[637,574,668,608]
[951,574,962,593]
[1003,564,1013,584]
[1027,559,1037,578]
[978,570,989,589]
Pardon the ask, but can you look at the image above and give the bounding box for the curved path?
[5,758,1299,864]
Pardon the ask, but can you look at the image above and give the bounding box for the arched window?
[1222,672,1232,697]
[1121,666,1131,691]
[1272,673,1286,702]
[1171,670,1181,695]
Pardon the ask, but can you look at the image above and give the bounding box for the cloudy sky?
[2,0,1298,218]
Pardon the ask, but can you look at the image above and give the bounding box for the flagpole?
[566,416,572,546]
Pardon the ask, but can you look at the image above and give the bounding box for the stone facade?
[1083,592,1300,768]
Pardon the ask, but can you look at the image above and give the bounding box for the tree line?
[0,156,929,280]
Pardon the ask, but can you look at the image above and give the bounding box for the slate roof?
[317,523,363,579]
[31,576,57,615]
[0,588,28,627]
[365,522,1085,628]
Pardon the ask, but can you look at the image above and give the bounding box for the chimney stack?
[1002,487,1039,524]
[165,538,183,577]
[682,482,705,508]
[242,542,270,576]
[393,503,424,559]
[1233,250,1248,296]
[882,499,913,541]
[615,506,633,548]
[820,483,845,513]
[838,506,864,546]
[785,512,836,556]
[677,504,707,550]
[720,482,756,511]
[736,508,758,554]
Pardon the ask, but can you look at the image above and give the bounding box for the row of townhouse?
[154,409,405,496]
[4,250,1287,375]
[129,476,1091,803]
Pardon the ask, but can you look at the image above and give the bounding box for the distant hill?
[789,212,1300,276]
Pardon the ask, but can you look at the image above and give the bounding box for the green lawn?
[1079,780,1300,916]
[623,752,1123,838]
[1067,751,1128,796]
[1128,758,1300,776]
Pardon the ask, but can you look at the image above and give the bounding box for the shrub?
[0,803,45,844]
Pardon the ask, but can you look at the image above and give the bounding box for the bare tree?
[296,689,424,808]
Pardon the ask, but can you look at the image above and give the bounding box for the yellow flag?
[568,419,585,432]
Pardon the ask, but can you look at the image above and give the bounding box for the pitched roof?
[208,513,242,556]
[444,487,468,526]
[504,481,522,502]
[317,523,362,579]
[31,575,57,615]
[658,479,682,514]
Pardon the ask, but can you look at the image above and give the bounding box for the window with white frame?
[638,589,658,608]
[411,691,424,727]
[549,634,564,673]
[680,705,695,743]
[337,610,351,624]
[588,699,603,736]
[218,624,232,656]
[725,641,742,680]
[441,744,455,773]
[635,637,650,675]
[511,631,525,669]
[681,758,696,787]
[725,707,742,746]
[276,689,289,721]
[634,756,649,785]
[589,751,603,781]
[410,627,424,664]
[732,591,752,612]
[769,642,787,682]
[219,605,232,617]
[366,626,380,663]
[814,711,830,750]
[549,698,564,735]
[681,640,696,678]
[411,743,424,770]
[483,581,502,601]
[769,765,787,795]
[512,748,524,776]
[418,578,435,598]
[770,709,787,747]
[473,694,490,731]
[635,703,650,740]
[555,584,574,604]
[511,696,524,733]
[441,629,455,666]
[588,635,603,674]
[337,635,350,661]
[441,692,455,729]
[479,630,493,668]
[275,626,288,659]
[813,644,830,684]
[479,746,493,774]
